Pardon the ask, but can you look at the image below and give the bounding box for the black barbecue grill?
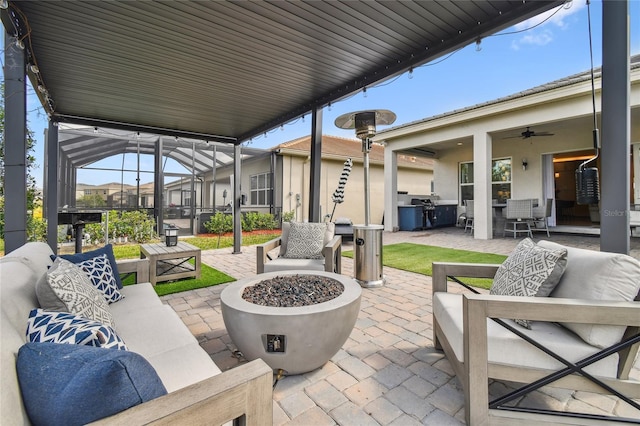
[411,198,435,228]
[58,211,103,253]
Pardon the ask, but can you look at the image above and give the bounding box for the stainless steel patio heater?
[335,109,396,288]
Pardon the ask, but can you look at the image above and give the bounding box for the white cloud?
[514,0,585,31]
[512,30,554,50]
[510,0,586,50]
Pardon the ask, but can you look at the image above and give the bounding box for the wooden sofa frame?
[432,262,640,426]
[256,234,342,274]
[92,258,274,426]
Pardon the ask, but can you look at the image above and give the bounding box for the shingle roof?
[275,135,434,168]
[382,54,640,133]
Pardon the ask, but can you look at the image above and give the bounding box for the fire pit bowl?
[220,270,362,374]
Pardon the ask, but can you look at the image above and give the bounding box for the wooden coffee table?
[139,242,201,286]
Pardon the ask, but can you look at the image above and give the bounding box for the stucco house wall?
[276,137,433,225]
[378,56,640,238]
[199,136,433,228]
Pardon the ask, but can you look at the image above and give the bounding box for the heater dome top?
[334,110,397,132]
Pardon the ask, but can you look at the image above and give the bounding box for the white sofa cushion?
[114,305,197,357]
[145,343,222,392]
[539,240,640,349]
[114,305,222,391]
[433,292,618,378]
[108,282,164,318]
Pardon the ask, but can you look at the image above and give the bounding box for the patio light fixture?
[165,227,178,247]
[522,158,528,171]
[575,0,600,205]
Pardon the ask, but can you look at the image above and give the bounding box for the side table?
[139,242,201,286]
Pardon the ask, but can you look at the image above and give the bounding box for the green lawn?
[121,262,236,297]
[111,232,280,260]
[343,243,507,289]
[113,232,279,296]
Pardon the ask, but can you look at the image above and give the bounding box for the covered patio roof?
[3,1,563,143]
[58,125,269,175]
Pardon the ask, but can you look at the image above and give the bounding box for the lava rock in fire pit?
[242,274,344,307]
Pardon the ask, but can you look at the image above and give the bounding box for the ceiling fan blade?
[532,132,554,137]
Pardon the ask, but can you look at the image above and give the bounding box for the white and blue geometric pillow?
[26,309,128,350]
[77,254,124,304]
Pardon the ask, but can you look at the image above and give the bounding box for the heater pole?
[363,139,371,226]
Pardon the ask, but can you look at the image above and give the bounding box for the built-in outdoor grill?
[58,211,103,253]
[411,198,436,228]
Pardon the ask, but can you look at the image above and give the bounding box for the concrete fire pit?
[220,270,362,375]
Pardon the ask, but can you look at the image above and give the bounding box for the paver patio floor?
[161,228,640,425]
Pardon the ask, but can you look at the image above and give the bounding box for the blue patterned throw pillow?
[77,253,124,303]
[59,244,123,289]
[26,309,127,350]
[17,342,167,426]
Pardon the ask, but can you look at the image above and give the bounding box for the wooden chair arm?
[116,258,150,284]
[91,359,273,426]
[256,237,282,274]
[463,294,640,422]
[432,262,501,293]
[464,293,640,326]
[323,235,342,274]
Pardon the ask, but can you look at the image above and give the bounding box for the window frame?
[250,172,272,206]
[459,157,512,204]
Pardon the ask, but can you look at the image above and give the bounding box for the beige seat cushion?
[538,241,640,349]
[433,292,618,378]
[263,258,325,273]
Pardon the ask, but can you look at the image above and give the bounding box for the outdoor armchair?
[503,198,533,238]
[256,222,342,274]
[530,198,553,237]
[432,240,640,425]
[464,200,475,234]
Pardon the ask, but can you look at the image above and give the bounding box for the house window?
[250,173,272,206]
[459,158,512,204]
[84,189,92,195]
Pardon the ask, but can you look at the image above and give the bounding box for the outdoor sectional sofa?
[1,242,272,425]
[432,239,640,425]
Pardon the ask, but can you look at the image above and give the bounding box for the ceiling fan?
[505,126,554,139]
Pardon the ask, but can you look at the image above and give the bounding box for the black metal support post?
[309,107,322,222]
[46,121,59,253]
[233,144,242,254]
[3,30,27,253]
[600,0,631,254]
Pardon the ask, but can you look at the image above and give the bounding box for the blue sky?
[12,0,640,187]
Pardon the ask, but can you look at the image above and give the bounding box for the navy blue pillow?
[17,342,167,426]
[58,244,123,289]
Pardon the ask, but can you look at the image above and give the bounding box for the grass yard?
[113,231,280,296]
[343,242,507,289]
[121,261,236,297]
[110,232,281,260]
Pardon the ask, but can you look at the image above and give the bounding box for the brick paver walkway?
[161,228,640,425]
